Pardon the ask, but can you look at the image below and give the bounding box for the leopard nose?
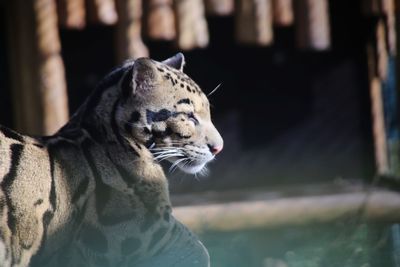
[208,144,223,155]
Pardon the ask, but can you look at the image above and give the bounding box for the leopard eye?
[188,112,199,125]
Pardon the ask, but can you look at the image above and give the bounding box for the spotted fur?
[0,53,223,267]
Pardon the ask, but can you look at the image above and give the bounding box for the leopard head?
[117,53,223,175]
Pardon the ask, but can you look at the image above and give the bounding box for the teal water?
[201,222,395,267]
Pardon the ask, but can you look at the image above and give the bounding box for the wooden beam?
[174,0,209,50]
[272,0,294,26]
[235,0,274,46]
[173,188,400,232]
[145,0,176,41]
[5,0,69,135]
[381,0,397,55]
[57,0,86,29]
[376,20,389,80]
[204,0,234,16]
[115,0,149,62]
[87,0,118,25]
[294,0,330,50]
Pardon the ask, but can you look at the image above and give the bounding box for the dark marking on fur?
[134,141,142,150]
[148,226,168,250]
[163,212,170,222]
[81,139,113,225]
[73,198,89,227]
[1,144,24,235]
[176,133,191,139]
[0,197,5,211]
[33,143,44,148]
[121,237,142,255]
[146,109,172,124]
[151,127,173,139]
[72,176,90,203]
[0,125,24,143]
[124,111,141,134]
[121,66,134,99]
[35,145,58,254]
[34,199,43,206]
[140,213,160,232]
[143,127,151,134]
[129,111,141,123]
[80,224,108,253]
[177,98,191,105]
[81,121,106,144]
[111,99,139,157]
[48,147,57,213]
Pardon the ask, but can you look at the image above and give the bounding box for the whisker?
[150,147,184,151]
[169,157,188,173]
[154,153,183,160]
[207,82,223,97]
[154,153,184,161]
[152,149,180,155]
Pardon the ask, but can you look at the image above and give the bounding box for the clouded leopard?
[0,53,223,267]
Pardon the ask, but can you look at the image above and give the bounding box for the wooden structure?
[3,0,330,135]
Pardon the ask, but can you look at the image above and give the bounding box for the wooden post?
[376,20,389,80]
[204,0,234,16]
[174,0,209,50]
[57,0,86,29]
[235,0,274,46]
[367,41,390,174]
[145,0,176,41]
[115,0,149,62]
[5,0,69,135]
[378,19,400,177]
[87,0,118,25]
[381,0,396,55]
[272,0,294,26]
[294,0,330,50]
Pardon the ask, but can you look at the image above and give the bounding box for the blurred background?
[1,0,400,266]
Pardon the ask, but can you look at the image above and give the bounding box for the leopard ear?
[122,58,162,96]
[162,53,185,71]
